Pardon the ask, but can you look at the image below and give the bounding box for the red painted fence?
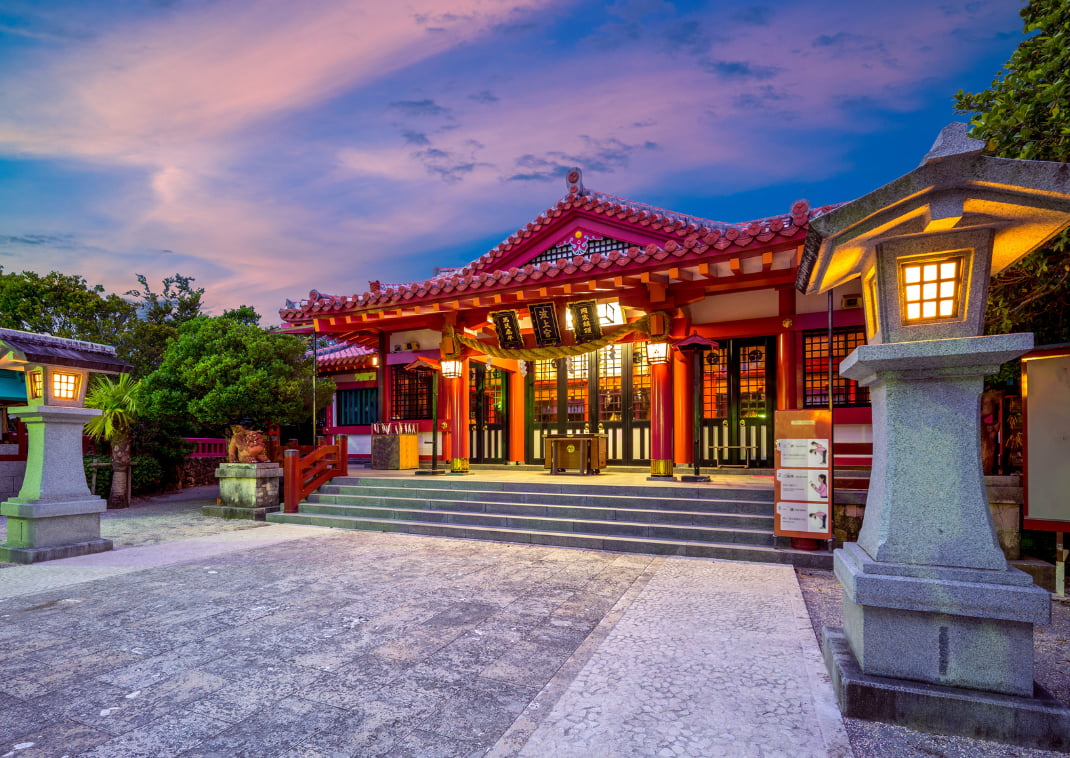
[185,437,227,458]
[283,435,349,513]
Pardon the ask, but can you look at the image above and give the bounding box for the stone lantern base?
[204,462,282,521]
[0,496,113,564]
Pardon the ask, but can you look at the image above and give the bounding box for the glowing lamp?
[441,359,463,379]
[51,371,81,401]
[28,370,43,399]
[647,341,670,364]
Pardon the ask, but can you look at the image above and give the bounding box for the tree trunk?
[108,432,132,509]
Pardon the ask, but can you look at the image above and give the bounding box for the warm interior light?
[900,256,962,323]
[29,371,43,399]
[51,371,79,400]
[441,359,463,379]
[647,341,670,364]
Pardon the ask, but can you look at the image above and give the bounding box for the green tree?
[139,308,334,437]
[955,0,1070,346]
[84,373,140,509]
[0,268,136,345]
[119,274,206,377]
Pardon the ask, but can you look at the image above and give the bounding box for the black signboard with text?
[568,300,602,343]
[490,310,525,350]
[529,302,562,347]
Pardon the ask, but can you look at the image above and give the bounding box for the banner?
[568,300,602,343]
[490,310,524,350]
[529,302,562,347]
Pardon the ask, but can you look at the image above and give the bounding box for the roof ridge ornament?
[566,167,585,196]
[920,122,985,167]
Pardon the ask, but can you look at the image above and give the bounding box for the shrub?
[131,455,163,495]
[83,455,113,498]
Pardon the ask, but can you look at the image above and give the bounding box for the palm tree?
[84,373,140,509]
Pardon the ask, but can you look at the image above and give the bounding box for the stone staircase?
[267,474,832,568]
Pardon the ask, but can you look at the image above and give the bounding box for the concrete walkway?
[0,520,850,757]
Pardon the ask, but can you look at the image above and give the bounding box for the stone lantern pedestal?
[0,405,112,564]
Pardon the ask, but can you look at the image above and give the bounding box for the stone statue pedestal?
[822,334,1070,749]
[0,405,112,564]
[205,462,282,521]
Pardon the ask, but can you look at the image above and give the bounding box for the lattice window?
[533,360,558,424]
[803,328,870,408]
[630,343,651,421]
[530,236,633,266]
[390,366,432,420]
[469,366,505,425]
[598,345,623,421]
[702,347,729,419]
[565,354,589,422]
[336,388,378,426]
[739,346,768,418]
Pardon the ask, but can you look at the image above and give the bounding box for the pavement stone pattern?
[501,558,851,758]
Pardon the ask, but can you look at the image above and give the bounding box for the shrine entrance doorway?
[468,362,508,464]
[526,343,652,466]
[699,337,776,467]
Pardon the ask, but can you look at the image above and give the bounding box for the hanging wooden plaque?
[490,310,524,350]
[529,302,562,347]
[568,300,602,343]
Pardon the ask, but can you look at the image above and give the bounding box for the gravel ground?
[0,485,269,569]
[2,489,1066,756]
[797,567,1070,758]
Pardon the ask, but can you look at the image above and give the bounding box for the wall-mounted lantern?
[646,341,670,365]
[440,359,463,379]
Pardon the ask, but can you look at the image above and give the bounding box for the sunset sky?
[0,0,1026,324]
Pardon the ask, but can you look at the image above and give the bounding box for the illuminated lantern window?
[900,256,963,323]
[441,359,463,379]
[647,341,670,364]
[29,371,44,399]
[51,372,80,400]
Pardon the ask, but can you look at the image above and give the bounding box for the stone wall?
[0,460,25,499]
[177,456,225,489]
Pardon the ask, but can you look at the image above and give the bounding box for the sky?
[0,0,1027,325]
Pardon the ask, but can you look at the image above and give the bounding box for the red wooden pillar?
[649,358,673,477]
[446,358,469,474]
[508,367,525,463]
[673,349,692,465]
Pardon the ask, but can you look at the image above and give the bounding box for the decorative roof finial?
[566,167,585,196]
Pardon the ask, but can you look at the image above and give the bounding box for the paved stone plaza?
[0,489,1066,757]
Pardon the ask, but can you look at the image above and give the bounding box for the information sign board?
[773,409,832,539]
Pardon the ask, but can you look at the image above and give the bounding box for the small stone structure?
[0,329,129,563]
[204,462,282,521]
[799,124,1070,749]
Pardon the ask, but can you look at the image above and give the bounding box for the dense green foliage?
[955,0,1070,347]
[120,274,206,377]
[0,268,136,345]
[139,308,334,434]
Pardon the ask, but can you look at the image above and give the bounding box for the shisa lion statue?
[227,426,269,463]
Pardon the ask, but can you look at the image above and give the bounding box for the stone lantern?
[797,124,1070,748]
[0,329,130,563]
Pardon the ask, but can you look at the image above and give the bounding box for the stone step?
[295,501,774,544]
[265,511,830,568]
[306,493,773,529]
[317,485,773,515]
[324,477,774,504]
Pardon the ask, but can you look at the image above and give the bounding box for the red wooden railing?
[185,437,227,457]
[283,435,348,513]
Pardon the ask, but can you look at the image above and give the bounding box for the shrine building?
[279,169,871,475]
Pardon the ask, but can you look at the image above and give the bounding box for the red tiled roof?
[317,342,374,371]
[281,188,839,323]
